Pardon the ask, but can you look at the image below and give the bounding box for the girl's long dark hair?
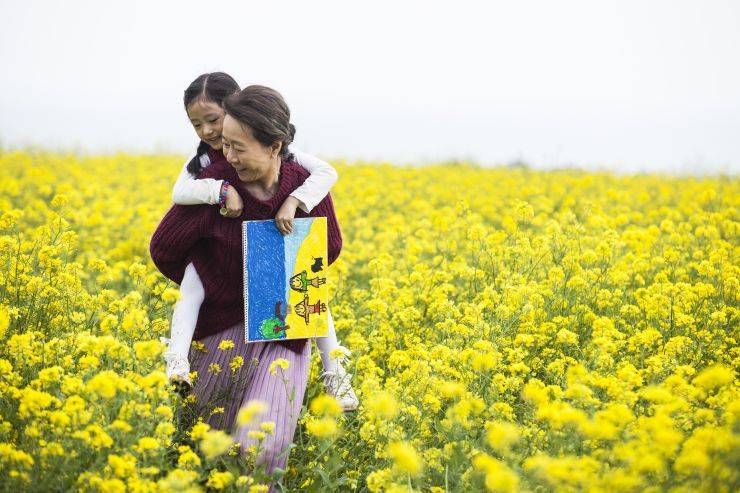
[183,72,240,175]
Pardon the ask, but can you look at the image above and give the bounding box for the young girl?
[161,72,358,411]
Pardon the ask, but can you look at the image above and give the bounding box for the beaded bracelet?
[219,181,230,216]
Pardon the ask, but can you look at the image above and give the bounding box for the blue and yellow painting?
[242,217,329,343]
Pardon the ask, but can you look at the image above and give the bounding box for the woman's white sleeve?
[171,158,224,205]
[289,147,338,213]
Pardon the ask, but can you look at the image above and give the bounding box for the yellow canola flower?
[229,355,244,373]
[268,358,290,376]
[386,441,423,476]
[485,421,520,455]
[521,379,549,406]
[367,391,398,420]
[206,470,234,490]
[177,445,201,469]
[305,417,339,438]
[191,341,207,352]
[158,469,202,493]
[200,430,234,460]
[106,453,137,479]
[109,420,132,433]
[79,354,100,370]
[236,475,254,487]
[18,388,58,418]
[329,347,350,359]
[189,421,210,440]
[133,339,163,361]
[259,421,275,435]
[161,287,180,303]
[128,262,146,282]
[72,424,114,450]
[37,365,64,385]
[217,339,235,351]
[473,453,519,493]
[155,421,175,440]
[692,365,735,391]
[236,400,269,426]
[0,304,10,339]
[524,454,600,489]
[0,443,35,468]
[247,430,266,441]
[310,394,343,417]
[136,436,160,453]
[439,381,466,399]
[85,370,126,399]
[155,405,174,420]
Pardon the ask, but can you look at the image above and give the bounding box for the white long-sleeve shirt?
[171,147,337,213]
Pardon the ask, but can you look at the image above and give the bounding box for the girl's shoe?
[322,364,359,412]
[164,351,192,387]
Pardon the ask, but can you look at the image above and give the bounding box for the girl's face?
[186,99,225,150]
[221,114,281,183]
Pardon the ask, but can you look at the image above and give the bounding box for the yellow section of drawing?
[284,218,328,339]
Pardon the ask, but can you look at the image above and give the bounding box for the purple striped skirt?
[188,322,311,478]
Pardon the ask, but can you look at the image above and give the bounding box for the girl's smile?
[186,99,226,150]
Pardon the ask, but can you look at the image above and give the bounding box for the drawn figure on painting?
[289,270,326,293]
[294,295,327,325]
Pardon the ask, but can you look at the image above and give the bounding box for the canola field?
[0,151,738,492]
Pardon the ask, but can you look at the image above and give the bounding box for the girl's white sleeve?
[171,158,224,205]
[289,147,338,213]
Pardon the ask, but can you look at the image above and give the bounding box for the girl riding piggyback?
[161,72,358,411]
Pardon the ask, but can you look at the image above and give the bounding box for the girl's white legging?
[169,262,342,372]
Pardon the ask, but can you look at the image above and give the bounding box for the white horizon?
[1,0,739,176]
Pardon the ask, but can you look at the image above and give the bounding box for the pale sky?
[1,0,739,174]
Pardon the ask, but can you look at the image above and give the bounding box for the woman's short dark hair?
[222,85,296,160]
[183,72,240,175]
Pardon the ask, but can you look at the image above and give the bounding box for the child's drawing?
[243,217,329,343]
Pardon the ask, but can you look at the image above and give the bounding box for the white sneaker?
[322,363,359,412]
[164,351,192,387]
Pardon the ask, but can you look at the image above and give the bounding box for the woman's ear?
[271,141,282,158]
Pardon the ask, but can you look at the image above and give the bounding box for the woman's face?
[186,99,225,150]
[221,114,281,182]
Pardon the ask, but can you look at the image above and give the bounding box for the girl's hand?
[223,186,243,218]
[275,196,301,235]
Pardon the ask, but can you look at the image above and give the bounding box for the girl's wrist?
[285,195,302,209]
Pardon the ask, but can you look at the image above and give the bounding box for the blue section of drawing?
[246,221,286,341]
[284,218,314,301]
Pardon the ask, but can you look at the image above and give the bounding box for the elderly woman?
[149,85,342,480]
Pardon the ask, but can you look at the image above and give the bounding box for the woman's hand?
[222,185,243,218]
[275,196,301,235]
